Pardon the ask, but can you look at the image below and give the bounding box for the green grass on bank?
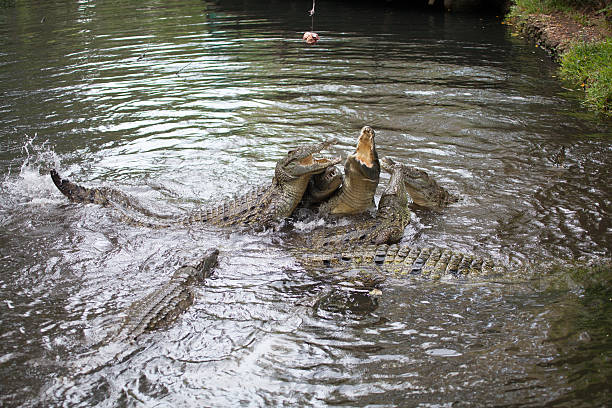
[509,0,612,116]
[561,39,612,115]
[512,0,611,20]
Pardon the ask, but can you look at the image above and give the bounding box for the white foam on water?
[1,136,65,207]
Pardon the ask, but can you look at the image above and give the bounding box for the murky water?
[1,0,611,406]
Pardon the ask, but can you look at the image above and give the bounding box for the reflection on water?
[0,0,611,406]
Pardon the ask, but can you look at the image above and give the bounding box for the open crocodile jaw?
[324,127,380,216]
[279,137,341,177]
[354,126,377,165]
[345,152,380,185]
[350,126,380,180]
[286,141,340,176]
[294,154,342,176]
[347,155,380,181]
[317,166,342,193]
[307,166,342,202]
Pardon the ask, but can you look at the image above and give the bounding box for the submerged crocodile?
[297,243,505,286]
[51,138,341,229]
[112,248,219,342]
[317,126,381,216]
[380,157,457,211]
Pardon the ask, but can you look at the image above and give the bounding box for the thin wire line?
[309,0,315,32]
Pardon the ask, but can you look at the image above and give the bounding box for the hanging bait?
[303,0,319,44]
[303,31,319,44]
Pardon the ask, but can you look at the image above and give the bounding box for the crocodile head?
[275,138,342,182]
[347,125,380,181]
[268,138,342,219]
[380,157,456,210]
[377,163,409,217]
[303,165,342,205]
[371,162,410,244]
[170,247,219,285]
[195,248,220,280]
[330,126,380,215]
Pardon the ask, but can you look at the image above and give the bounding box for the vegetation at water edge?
[509,0,612,116]
[560,39,612,115]
[511,0,611,19]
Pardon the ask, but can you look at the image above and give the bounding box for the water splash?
[0,135,65,213]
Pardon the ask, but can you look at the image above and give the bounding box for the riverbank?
[506,1,611,116]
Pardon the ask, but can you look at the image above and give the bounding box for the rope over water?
[309,0,315,31]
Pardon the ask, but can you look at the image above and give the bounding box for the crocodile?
[317,126,380,216]
[380,157,457,211]
[292,160,411,248]
[290,153,462,249]
[297,243,506,286]
[111,248,219,342]
[51,138,342,229]
[299,165,343,209]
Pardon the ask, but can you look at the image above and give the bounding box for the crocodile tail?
[50,169,109,205]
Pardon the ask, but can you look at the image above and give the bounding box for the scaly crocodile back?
[184,185,271,226]
[113,279,195,342]
[298,244,506,282]
[111,249,219,343]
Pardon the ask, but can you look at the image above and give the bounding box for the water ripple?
[1,0,611,406]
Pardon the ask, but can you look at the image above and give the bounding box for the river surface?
[1,0,611,406]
